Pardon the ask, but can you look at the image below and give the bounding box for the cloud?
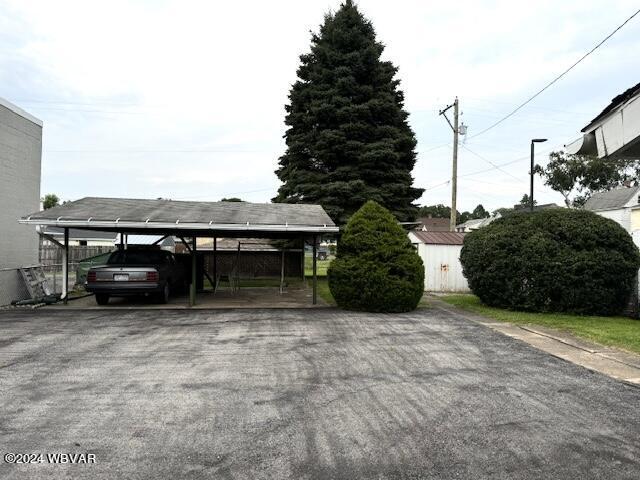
[2,0,639,211]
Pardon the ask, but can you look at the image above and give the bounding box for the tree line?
[417,204,490,224]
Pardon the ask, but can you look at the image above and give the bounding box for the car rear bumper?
[85,282,163,295]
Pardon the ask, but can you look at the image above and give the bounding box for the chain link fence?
[0,263,84,306]
[40,262,81,295]
[0,267,32,306]
[39,245,115,294]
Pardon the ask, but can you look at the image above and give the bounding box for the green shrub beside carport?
[460,208,640,315]
[328,201,424,312]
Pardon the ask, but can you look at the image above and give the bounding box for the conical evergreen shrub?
[328,200,424,312]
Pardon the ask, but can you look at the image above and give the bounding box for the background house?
[42,227,117,247]
[408,231,470,293]
[584,185,640,246]
[456,215,499,233]
[512,203,560,212]
[415,217,450,232]
[0,97,42,305]
[114,233,176,252]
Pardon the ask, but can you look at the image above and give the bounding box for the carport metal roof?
[20,197,336,307]
[20,197,339,236]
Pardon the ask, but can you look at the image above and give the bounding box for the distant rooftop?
[416,217,450,232]
[411,231,465,245]
[583,186,640,212]
[456,218,485,228]
[197,238,281,251]
[512,203,560,212]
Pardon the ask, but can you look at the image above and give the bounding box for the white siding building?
[583,186,640,244]
[0,97,42,305]
[408,231,470,293]
[567,82,640,160]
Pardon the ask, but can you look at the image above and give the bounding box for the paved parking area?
[1,307,639,479]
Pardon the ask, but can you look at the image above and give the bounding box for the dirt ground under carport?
[1,307,639,479]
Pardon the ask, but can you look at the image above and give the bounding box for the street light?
[530,138,547,211]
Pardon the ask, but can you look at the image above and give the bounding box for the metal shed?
[20,197,338,306]
[408,231,470,293]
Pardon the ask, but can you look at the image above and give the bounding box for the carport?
[19,197,338,306]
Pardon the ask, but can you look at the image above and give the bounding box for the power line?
[461,145,524,182]
[423,179,451,191]
[430,142,560,182]
[462,96,592,116]
[172,187,276,200]
[44,149,271,153]
[13,98,148,107]
[468,7,640,140]
[418,142,451,154]
[458,152,536,179]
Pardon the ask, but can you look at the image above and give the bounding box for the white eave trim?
[18,218,339,233]
[0,96,43,127]
[565,133,597,156]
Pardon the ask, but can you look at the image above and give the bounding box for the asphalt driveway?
[1,307,639,479]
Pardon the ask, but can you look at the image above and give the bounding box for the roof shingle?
[583,187,640,212]
[25,197,336,227]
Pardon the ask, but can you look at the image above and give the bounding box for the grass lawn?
[200,270,336,306]
[304,256,332,276]
[314,278,335,306]
[301,255,334,305]
[441,294,640,354]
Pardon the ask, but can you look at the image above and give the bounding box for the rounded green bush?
[328,200,424,312]
[460,208,640,315]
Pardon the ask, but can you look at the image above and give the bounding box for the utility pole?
[439,97,459,231]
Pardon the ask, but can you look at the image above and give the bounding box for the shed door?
[419,244,470,293]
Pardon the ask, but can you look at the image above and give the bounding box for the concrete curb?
[429,297,640,387]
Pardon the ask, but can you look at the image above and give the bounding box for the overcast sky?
[2,0,639,212]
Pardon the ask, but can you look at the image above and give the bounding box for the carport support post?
[213,237,217,292]
[280,249,285,294]
[312,235,317,305]
[301,237,306,287]
[190,237,197,307]
[62,227,69,304]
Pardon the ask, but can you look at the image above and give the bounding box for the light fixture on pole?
[530,138,547,211]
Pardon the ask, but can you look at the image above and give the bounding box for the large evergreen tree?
[274,1,423,226]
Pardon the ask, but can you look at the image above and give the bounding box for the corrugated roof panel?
[411,231,466,245]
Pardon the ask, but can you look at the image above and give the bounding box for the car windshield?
[107,250,166,265]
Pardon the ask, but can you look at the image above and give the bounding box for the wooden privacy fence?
[39,245,115,266]
[202,251,303,279]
